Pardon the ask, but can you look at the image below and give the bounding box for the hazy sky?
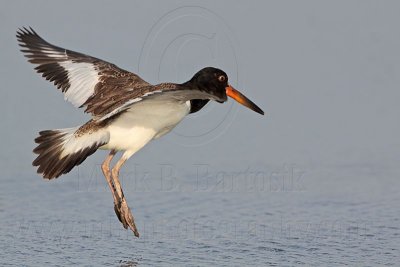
[1,0,400,178]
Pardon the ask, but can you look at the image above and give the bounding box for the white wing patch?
[59,127,109,158]
[59,61,99,107]
[41,47,66,58]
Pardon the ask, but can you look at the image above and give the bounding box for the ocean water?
[0,163,399,266]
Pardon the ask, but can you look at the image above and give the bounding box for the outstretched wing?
[17,27,151,117]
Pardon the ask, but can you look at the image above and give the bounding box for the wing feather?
[17,27,215,121]
[17,27,151,115]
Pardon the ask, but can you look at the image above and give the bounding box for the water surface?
[1,164,399,266]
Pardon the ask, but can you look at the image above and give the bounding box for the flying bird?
[17,27,264,237]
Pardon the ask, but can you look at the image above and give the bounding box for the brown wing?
[17,27,151,117]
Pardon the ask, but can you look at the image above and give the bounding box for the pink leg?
[111,154,139,237]
[101,150,127,226]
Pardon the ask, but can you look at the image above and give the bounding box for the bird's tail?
[33,125,109,179]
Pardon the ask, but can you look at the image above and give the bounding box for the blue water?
[0,164,399,266]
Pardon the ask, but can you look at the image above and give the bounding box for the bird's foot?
[114,199,139,237]
[113,201,126,227]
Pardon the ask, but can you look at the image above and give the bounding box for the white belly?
[100,100,190,154]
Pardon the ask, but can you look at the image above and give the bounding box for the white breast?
[100,99,190,154]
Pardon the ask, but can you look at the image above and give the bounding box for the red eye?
[218,75,225,82]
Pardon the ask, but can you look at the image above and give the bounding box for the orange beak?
[226,85,264,115]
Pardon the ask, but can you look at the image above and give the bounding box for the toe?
[113,205,123,224]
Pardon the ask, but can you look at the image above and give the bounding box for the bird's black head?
[184,67,264,115]
[185,67,229,102]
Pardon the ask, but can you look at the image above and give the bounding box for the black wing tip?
[16,26,37,39]
[16,26,45,50]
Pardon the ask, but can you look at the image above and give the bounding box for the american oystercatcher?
[17,27,264,237]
